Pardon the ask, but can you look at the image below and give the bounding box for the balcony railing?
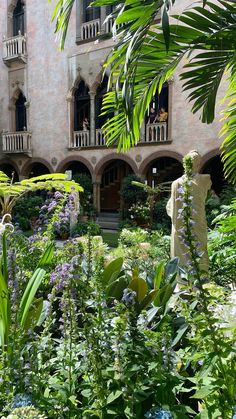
[143,123,168,143]
[2,131,32,155]
[81,19,101,40]
[3,33,27,65]
[71,131,90,148]
[71,124,169,149]
[95,129,106,146]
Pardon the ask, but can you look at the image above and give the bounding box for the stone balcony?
[70,123,169,149]
[81,19,101,41]
[2,33,27,66]
[2,131,32,156]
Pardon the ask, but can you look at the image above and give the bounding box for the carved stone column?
[25,101,30,130]
[100,6,107,34]
[93,181,101,213]
[167,77,174,142]
[66,94,74,148]
[76,0,83,42]
[89,91,96,146]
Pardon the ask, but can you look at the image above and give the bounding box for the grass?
[102,230,120,248]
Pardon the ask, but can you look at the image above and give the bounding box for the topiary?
[1,406,47,418]
[120,174,148,206]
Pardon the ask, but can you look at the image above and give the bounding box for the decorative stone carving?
[91,156,97,165]
[51,157,58,166]
[135,154,142,163]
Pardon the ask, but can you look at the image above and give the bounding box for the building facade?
[0,0,225,213]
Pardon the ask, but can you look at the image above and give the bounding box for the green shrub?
[71,221,101,237]
[120,174,148,206]
[13,194,44,231]
[152,198,171,234]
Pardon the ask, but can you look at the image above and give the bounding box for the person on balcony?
[158,107,168,122]
[82,117,89,131]
[148,107,157,124]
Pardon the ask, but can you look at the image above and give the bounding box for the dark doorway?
[15,92,27,131]
[146,157,183,187]
[28,163,50,178]
[74,81,90,131]
[100,160,133,212]
[202,155,226,195]
[65,161,91,177]
[13,0,25,36]
[0,164,19,182]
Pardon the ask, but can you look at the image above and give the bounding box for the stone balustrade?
[81,19,101,40]
[3,33,27,64]
[71,123,168,149]
[2,131,32,154]
[71,131,90,148]
[95,129,106,146]
[144,123,168,143]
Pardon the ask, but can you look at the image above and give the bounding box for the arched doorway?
[202,155,226,195]
[28,163,50,178]
[0,164,19,182]
[145,157,183,187]
[100,160,133,212]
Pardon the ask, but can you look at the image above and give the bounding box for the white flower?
[0,214,14,235]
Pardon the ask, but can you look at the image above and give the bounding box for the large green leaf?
[102,257,123,285]
[19,268,46,327]
[0,269,9,348]
[129,276,148,302]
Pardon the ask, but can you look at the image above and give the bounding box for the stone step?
[98,220,119,230]
[98,212,119,219]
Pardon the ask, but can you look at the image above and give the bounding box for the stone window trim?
[7,0,26,39]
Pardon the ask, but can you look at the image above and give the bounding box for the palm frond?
[221,66,236,184]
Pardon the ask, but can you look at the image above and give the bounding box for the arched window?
[74,80,90,131]
[95,74,109,129]
[13,0,25,36]
[15,92,27,131]
[83,0,100,22]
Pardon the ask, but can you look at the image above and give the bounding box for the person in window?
[148,107,157,124]
[158,107,168,122]
[82,117,89,131]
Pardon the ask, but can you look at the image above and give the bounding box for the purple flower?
[55,191,63,199]
[122,288,136,305]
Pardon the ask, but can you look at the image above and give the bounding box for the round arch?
[201,151,226,195]
[97,156,136,212]
[0,159,19,181]
[57,157,93,178]
[200,148,221,172]
[95,153,138,179]
[21,158,53,178]
[139,150,183,176]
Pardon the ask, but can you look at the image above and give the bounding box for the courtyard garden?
[0,151,235,418]
[0,0,236,417]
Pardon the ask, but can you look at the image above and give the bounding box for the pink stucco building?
[0,0,225,212]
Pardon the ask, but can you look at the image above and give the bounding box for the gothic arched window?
[13,0,25,36]
[74,80,90,131]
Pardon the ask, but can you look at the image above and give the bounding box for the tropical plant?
[0,171,82,215]
[0,216,54,350]
[52,0,236,184]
